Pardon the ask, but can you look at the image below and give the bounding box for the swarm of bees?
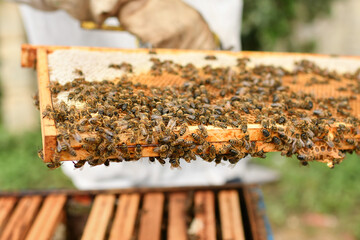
[39,54,360,169]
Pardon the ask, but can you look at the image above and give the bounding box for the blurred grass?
[0,127,74,190]
[254,153,360,238]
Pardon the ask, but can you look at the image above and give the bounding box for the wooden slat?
[167,192,188,240]
[0,197,17,232]
[36,48,57,163]
[242,188,267,240]
[218,190,245,240]
[20,44,360,61]
[25,195,66,240]
[109,194,140,240]
[138,193,164,240]
[81,194,115,240]
[193,191,216,240]
[0,184,250,198]
[0,196,42,240]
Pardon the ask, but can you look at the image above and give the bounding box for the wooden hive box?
[0,184,269,240]
[21,45,360,168]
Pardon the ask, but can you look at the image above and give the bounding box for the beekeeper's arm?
[13,0,217,49]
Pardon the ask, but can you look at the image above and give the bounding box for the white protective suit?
[14,0,267,190]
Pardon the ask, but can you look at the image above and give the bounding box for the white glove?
[13,0,116,22]
[118,0,216,49]
[14,0,216,49]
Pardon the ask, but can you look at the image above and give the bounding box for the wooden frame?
[21,44,360,164]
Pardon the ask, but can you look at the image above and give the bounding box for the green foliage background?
[242,0,336,51]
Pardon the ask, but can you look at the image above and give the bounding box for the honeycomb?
[37,49,360,169]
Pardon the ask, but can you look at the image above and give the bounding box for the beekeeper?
[13,0,277,189]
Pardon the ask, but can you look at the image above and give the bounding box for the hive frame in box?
[0,184,270,240]
[21,44,360,164]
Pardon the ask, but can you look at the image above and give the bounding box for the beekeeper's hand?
[14,0,115,22]
[15,0,217,50]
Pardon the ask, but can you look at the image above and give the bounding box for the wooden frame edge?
[36,48,57,163]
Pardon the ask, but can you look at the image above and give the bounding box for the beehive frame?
[0,184,267,240]
[21,44,360,165]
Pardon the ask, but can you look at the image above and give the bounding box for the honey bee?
[68,145,77,156]
[103,159,110,166]
[74,160,86,168]
[228,149,243,163]
[291,133,305,153]
[88,157,100,166]
[73,68,84,76]
[156,157,166,165]
[37,149,44,161]
[184,154,191,163]
[196,146,204,155]
[191,133,204,144]
[277,116,286,124]
[149,49,157,54]
[337,124,350,134]
[67,92,75,100]
[134,144,142,160]
[209,145,216,161]
[188,150,197,161]
[129,132,138,144]
[154,145,169,153]
[230,120,240,128]
[297,154,312,161]
[42,105,53,118]
[300,160,309,166]
[171,138,185,146]
[47,161,62,169]
[198,125,208,138]
[272,136,282,147]
[214,120,227,129]
[218,144,232,155]
[139,124,148,137]
[56,139,68,152]
[179,123,187,136]
[113,150,125,162]
[205,55,217,60]
[47,152,61,169]
[253,149,266,159]
[169,158,181,168]
[32,93,40,110]
[241,123,248,133]
[199,116,207,125]
[261,120,269,129]
[229,138,244,147]
[323,135,335,148]
[120,143,130,159]
[82,143,96,152]
[215,155,222,165]
[219,89,227,97]
[146,133,155,144]
[85,136,101,144]
[72,132,82,143]
[98,141,108,152]
[262,129,271,142]
[167,118,177,130]
[107,143,116,152]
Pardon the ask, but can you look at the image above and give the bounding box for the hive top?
[48,48,360,84]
